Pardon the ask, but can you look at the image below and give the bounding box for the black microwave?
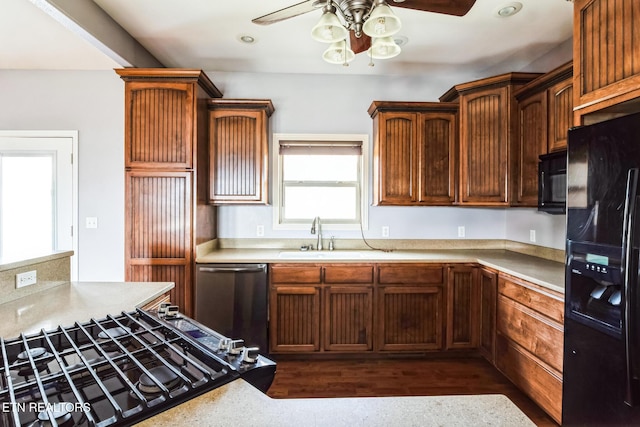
[538,150,566,214]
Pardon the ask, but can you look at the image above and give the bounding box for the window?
[273,134,368,230]
[0,131,77,279]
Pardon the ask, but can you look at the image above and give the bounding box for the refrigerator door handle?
[622,168,640,406]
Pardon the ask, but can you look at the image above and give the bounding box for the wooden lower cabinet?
[324,286,373,351]
[479,268,498,363]
[496,273,564,424]
[446,266,480,349]
[377,286,444,351]
[269,285,321,353]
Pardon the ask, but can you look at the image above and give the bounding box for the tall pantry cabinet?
[116,69,223,317]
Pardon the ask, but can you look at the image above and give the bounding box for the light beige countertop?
[0,281,174,338]
[136,379,534,427]
[197,248,565,293]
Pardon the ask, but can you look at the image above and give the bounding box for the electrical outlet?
[381,226,390,237]
[530,229,536,243]
[16,270,37,288]
[86,217,98,229]
[458,226,465,238]
[256,225,265,237]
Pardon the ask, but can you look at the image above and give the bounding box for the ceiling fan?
[252,0,477,62]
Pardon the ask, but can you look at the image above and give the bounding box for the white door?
[0,131,78,279]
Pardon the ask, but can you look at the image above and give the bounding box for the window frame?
[272,133,369,231]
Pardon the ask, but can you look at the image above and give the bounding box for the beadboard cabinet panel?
[574,0,640,121]
[324,286,373,351]
[515,91,547,206]
[208,100,273,205]
[446,266,480,349]
[270,286,321,353]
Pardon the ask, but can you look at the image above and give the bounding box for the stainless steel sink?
[277,250,365,259]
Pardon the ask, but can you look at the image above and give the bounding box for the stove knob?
[165,305,180,318]
[158,302,172,316]
[228,339,244,356]
[241,346,260,364]
[218,338,231,352]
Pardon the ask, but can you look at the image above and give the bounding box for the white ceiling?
[1,0,574,76]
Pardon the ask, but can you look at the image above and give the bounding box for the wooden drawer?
[378,265,444,284]
[324,265,374,284]
[270,265,321,284]
[499,276,563,323]
[496,334,562,424]
[497,294,563,372]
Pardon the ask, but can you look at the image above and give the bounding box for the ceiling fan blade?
[252,0,322,25]
[390,0,477,17]
[350,32,372,55]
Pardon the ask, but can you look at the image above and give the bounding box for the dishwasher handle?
[198,265,266,274]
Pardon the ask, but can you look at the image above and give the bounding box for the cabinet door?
[270,285,321,353]
[418,112,457,204]
[574,0,640,119]
[374,111,418,204]
[378,286,444,351]
[209,109,268,204]
[514,91,547,206]
[324,286,373,351]
[547,79,573,152]
[459,87,509,204]
[446,266,480,349]
[479,268,498,363]
[126,171,193,314]
[124,82,194,169]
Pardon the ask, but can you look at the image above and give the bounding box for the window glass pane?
[283,155,358,181]
[1,155,54,259]
[284,186,357,221]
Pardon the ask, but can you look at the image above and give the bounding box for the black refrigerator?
[564,111,640,425]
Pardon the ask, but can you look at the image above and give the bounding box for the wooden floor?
[267,357,557,427]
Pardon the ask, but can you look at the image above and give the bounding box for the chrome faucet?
[310,216,322,250]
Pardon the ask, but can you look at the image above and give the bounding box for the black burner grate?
[0,310,237,427]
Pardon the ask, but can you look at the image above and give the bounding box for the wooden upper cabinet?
[574,0,640,123]
[513,61,572,207]
[547,77,573,152]
[441,73,541,206]
[208,99,274,204]
[117,69,222,170]
[369,102,457,206]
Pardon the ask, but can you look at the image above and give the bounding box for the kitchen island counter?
[0,281,174,338]
[136,378,534,427]
[197,248,565,293]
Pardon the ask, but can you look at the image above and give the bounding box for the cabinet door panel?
[419,113,456,204]
[209,109,267,203]
[125,82,194,169]
[378,286,443,351]
[479,268,497,363]
[460,88,509,204]
[270,265,322,284]
[324,265,374,284]
[515,91,547,206]
[447,266,480,349]
[547,81,573,152]
[378,265,443,284]
[324,286,373,351]
[376,112,417,204]
[270,286,321,353]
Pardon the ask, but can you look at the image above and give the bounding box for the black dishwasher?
[195,264,268,353]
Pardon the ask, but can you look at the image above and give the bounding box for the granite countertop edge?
[196,248,565,294]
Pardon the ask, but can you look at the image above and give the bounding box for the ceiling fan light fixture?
[367,36,401,59]
[322,39,355,65]
[311,7,348,42]
[363,1,402,37]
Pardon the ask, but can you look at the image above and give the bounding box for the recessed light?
[393,35,408,47]
[496,2,522,18]
[238,34,257,44]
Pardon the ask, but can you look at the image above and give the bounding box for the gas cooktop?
[0,306,276,427]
